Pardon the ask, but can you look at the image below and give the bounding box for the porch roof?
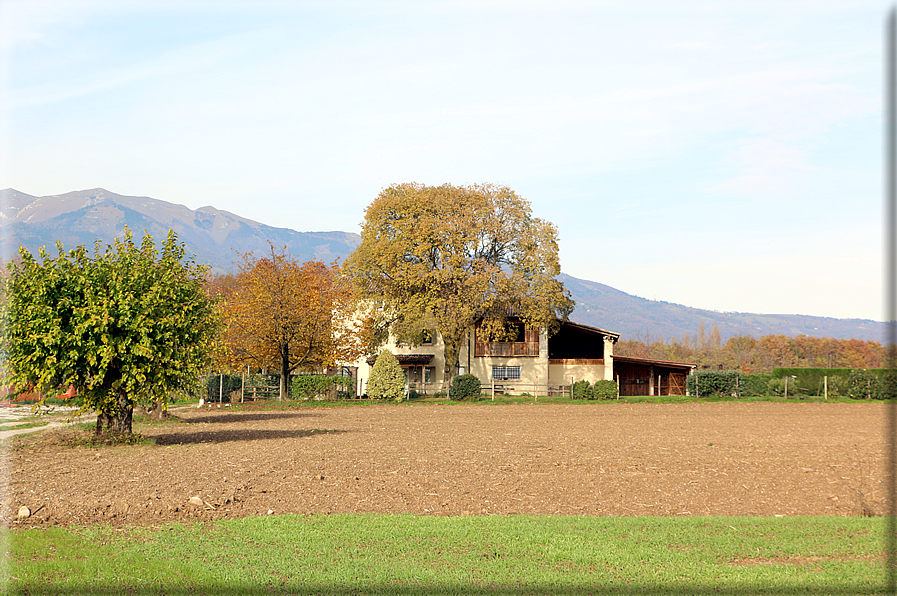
[366,353,435,366]
[612,355,696,372]
[560,320,620,341]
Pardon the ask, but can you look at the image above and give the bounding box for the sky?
[0,0,889,321]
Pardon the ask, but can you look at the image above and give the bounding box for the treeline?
[615,326,885,373]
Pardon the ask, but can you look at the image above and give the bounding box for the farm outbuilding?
[612,355,695,396]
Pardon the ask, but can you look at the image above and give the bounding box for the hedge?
[292,374,355,401]
[686,370,740,397]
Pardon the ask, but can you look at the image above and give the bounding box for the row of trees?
[616,332,885,373]
[5,181,889,437]
[2,183,574,435]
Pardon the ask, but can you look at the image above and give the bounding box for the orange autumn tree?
[221,245,364,400]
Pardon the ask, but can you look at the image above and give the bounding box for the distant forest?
[615,323,884,373]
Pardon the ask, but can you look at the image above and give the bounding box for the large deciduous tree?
[344,182,574,383]
[221,245,364,399]
[3,230,218,435]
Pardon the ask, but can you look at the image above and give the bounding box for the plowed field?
[4,401,887,527]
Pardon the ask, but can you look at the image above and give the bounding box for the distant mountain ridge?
[559,274,885,343]
[0,188,360,272]
[0,188,886,343]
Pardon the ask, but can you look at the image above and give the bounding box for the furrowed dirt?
[4,401,887,527]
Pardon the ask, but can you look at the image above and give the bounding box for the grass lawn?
[4,514,886,595]
[0,421,49,433]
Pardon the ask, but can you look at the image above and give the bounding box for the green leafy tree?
[345,183,574,384]
[367,350,405,401]
[2,230,218,435]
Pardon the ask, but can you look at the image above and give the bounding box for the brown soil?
[3,401,888,527]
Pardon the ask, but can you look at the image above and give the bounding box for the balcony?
[474,341,539,358]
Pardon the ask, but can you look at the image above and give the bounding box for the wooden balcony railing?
[474,341,540,358]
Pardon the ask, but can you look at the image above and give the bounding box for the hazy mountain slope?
[1,188,885,342]
[561,273,885,343]
[0,188,360,271]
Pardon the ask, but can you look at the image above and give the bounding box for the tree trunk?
[442,333,464,391]
[112,389,133,435]
[280,346,289,401]
[95,412,113,436]
[150,400,169,421]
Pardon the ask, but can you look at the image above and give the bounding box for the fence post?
[824,375,828,400]
[219,373,223,404]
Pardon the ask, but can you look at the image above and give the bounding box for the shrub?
[572,380,592,400]
[450,374,481,401]
[687,371,740,397]
[367,351,406,401]
[881,370,897,400]
[434,390,448,399]
[407,389,422,400]
[767,377,787,397]
[826,375,847,397]
[592,380,618,400]
[739,373,771,397]
[847,369,882,400]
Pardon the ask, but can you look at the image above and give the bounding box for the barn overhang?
[612,355,696,396]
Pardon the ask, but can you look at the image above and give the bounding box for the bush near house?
[449,374,481,401]
[367,351,406,401]
[572,380,592,400]
[592,380,619,400]
[569,380,618,400]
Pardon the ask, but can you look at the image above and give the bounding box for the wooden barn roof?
[612,355,696,371]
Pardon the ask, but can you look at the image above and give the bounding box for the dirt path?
[5,401,887,527]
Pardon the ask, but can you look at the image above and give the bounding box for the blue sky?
[0,1,888,321]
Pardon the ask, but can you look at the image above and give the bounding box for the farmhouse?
[352,318,697,397]
[351,319,655,396]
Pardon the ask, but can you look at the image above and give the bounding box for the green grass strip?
[4,515,886,595]
[0,421,49,433]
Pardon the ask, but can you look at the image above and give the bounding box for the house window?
[492,366,521,380]
[424,366,435,383]
[421,330,433,345]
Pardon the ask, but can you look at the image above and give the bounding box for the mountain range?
[0,188,359,272]
[0,188,886,343]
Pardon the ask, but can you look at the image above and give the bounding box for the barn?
[612,355,695,396]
